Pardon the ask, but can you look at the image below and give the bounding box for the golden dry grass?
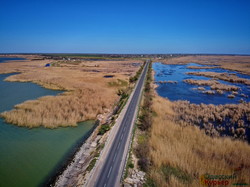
[161,55,250,75]
[1,89,115,128]
[187,66,217,69]
[184,79,240,91]
[187,72,250,85]
[184,79,219,86]
[172,100,250,139]
[0,55,143,128]
[149,95,250,186]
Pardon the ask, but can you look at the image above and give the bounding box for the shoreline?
[145,65,250,186]
[43,120,100,187]
[53,63,147,186]
[152,62,250,142]
[148,93,250,186]
[160,55,250,75]
[0,56,138,128]
[2,55,249,185]
[158,61,250,76]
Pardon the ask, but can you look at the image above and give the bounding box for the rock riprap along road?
[86,61,149,187]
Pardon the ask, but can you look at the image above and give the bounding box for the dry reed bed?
[161,55,250,75]
[210,84,239,92]
[187,66,217,69]
[0,56,142,128]
[149,96,250,186]
[187,72,250,85]
[184,79,240,92]
[184,79,219,86]
[172,100,250,140]
[1,88,117,128]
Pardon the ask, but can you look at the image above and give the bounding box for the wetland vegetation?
[0,55,143,128]
[143,56,250,186]
[148,95,250,187]
[1,55,250,187]
[0,65,96,187]
[0,56,142,186]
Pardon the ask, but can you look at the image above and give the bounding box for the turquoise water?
[0,59,95,187]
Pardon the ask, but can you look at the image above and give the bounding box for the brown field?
[149,95,250,187]
[161,55,250,75]
[0,55,143,128]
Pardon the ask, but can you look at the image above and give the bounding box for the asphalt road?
[94,61,149,187]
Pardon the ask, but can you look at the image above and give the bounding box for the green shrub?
[86,158,97,171]
[98,124,110,135]
[128,162,134,168]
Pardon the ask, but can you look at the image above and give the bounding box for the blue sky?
[0,0,250,54]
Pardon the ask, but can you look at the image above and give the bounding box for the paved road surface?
[93,61,149,187]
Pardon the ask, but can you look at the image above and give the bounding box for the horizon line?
[1,52,250,56]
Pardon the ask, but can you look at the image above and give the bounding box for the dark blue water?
[0,57,26,63]
[153,62,250,105]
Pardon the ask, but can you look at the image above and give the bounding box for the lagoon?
[0,59,95,187]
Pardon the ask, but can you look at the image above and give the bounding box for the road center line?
[113,152,118,162]
[107,166,113,178]
[92,62,149,187]
[123,126,126,132]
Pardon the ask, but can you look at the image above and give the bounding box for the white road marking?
[117,141,121,148]
[120,133,124,140]
[113,152,118,162]
[107,166,113,178]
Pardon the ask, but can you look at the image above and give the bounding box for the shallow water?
[0,59,95,187]
[153,62,250,105]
